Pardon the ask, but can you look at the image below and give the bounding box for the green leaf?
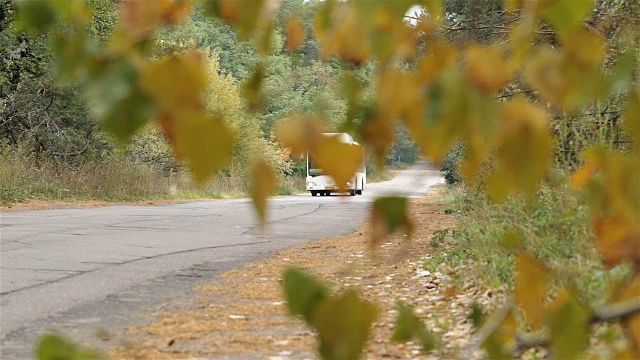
[282,268,329,325]
[498,230,522,250]
[392,302,438,352]
[15,0,65,34]
[86,59,155,143]
[176,114,235,184]
[543,0,595,40]
[373,196,410,234]
[546,290,590,360]
[371,196,414,246]
[480,309,517,360]
[36,334,105,360]
[50,26,94,84]
[391,302,421,342]
[469,302,486,329]
[314,289,378,360]
[607,51,637,94]
[242,63,266,112]
[623,82,640,154]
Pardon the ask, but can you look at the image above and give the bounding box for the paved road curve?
[0,161,443,359]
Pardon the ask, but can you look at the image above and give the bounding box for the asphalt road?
[0,161,443,359]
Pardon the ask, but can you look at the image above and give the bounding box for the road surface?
[0,161,443,359]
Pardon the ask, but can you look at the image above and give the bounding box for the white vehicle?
[306,133,366,197]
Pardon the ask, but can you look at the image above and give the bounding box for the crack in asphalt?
[1,267,83,273]
[0,239,273,296]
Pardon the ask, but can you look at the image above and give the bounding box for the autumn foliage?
[13,0,639,359]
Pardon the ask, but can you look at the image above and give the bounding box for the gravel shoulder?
[106,186,499,360]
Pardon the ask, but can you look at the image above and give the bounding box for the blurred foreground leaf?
[314,289,378,360]
[315,135,364,191]
[392,302,438,352]
[36,334,105,360]
[515,254,547,329]
[250,160,275,226]
[546,290,590,360]
[175,114,234,184]
[371,196,414,247]
[282,268,329,325]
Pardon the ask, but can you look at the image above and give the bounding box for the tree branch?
[512,297,640,355]
[468,297,640,358]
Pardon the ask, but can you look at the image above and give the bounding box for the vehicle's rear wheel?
[356,180,363,195]
[311,191,318,196]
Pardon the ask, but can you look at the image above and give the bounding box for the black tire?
[356,180,363,195]
[350,190,356,196]
[311,191,318,196]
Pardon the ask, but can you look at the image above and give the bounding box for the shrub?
[440,143,465,185]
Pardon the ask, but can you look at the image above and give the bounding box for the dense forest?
[0,0,420,205]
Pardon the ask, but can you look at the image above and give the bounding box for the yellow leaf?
[274,113,323,157]
[564,28,606,70]
[418,0,444,25]
[157,112,181,159]
[285,18,304,52]
[594,216,640,268]
[314,2,370,65]
[209,0,267,40]
[242,64,266,112]
[255,19,274,55]
[481,308,517,359]
[314,135,364,191]
[119,0,164,37]
[139,50,207,119]
[623,83,640,154]
[570,158,600,189]
[492,98,553,199]
[515,253,547,329]
[524,47,603,111]
[508,21,533,69]
[614,273,640,352]
[250,160,275,226]
[160,0,193,25]
[542,0,595,41]
[611,346,640,360]
[362,116,394,168]
[175,114,235,184]
[416,41,457,86]
[546,289,590,360]
[505,0,552,14]
[486,171,513,203]
[465,44,512,93]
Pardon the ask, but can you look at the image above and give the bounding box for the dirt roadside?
[105,187,496,360]
[0,198,220,212]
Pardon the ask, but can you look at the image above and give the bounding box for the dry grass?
[0,146,304,209]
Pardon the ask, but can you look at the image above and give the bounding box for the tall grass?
[0,145,304,206]
[430,171,630,306]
